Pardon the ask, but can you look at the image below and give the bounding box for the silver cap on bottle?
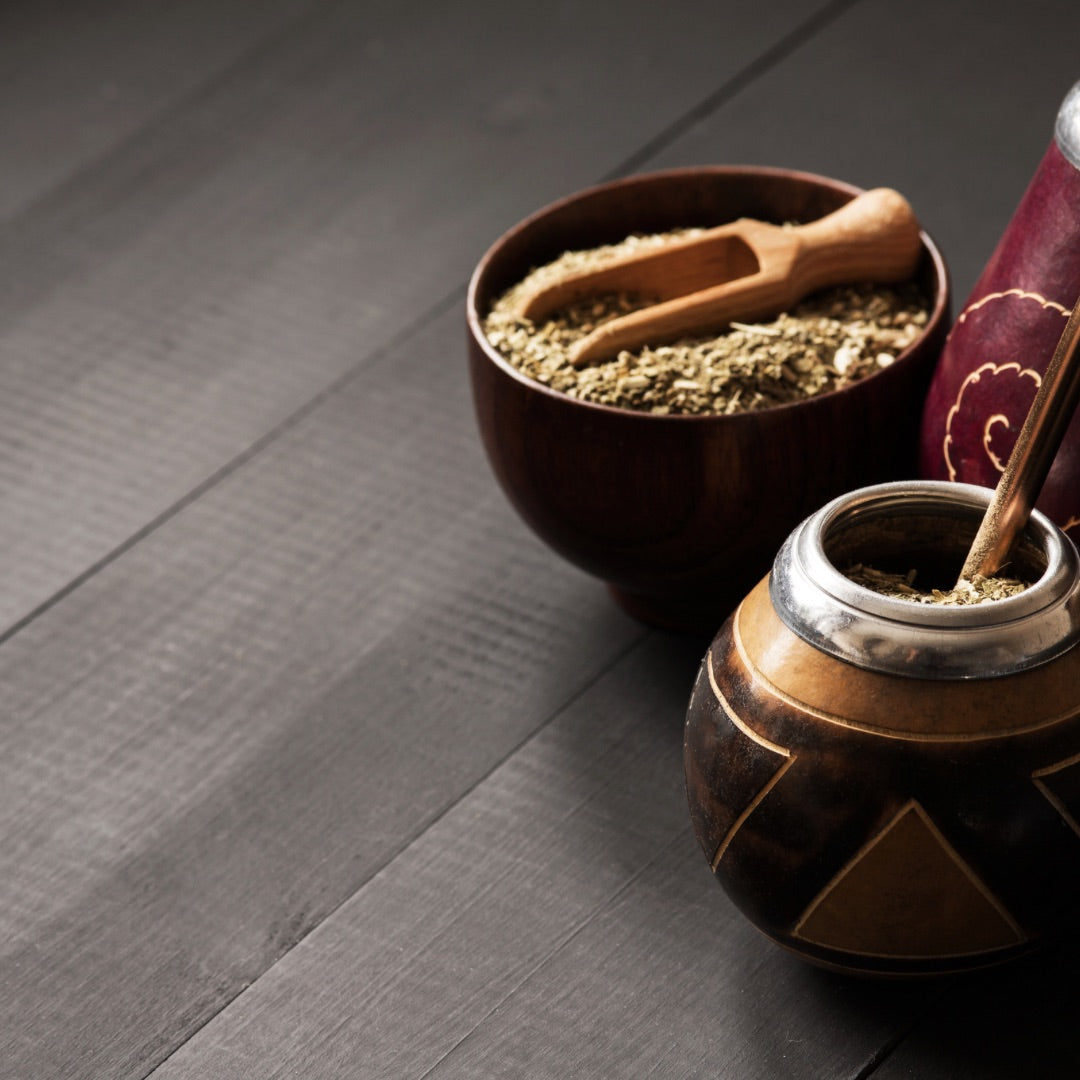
[1055,79,1080,169]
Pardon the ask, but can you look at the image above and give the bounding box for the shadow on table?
[804,928,1080,1078]
[565,617,1080,1077]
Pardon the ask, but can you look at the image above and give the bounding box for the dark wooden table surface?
[4,2,1080,1076]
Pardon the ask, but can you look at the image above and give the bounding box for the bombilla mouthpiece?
[1055,79,1080,169]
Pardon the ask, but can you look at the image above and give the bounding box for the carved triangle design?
[794,800,1024,959]
[1033,751,1080,839]
[706,651,794,869]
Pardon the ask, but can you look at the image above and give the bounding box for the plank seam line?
[0,0,861,645]
[0,283,466,650]
[849,978,955,1080]
[0,0,348,229]
[338,625,652,893]
[139,624,651,1078]
[414,824,688,1080]
[602,0,864,181]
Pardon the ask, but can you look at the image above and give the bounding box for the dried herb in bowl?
[484,230,930,416]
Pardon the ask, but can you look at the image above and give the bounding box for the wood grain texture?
[147,633,941,1080]
[0,0,818,634]
[0,300,645,1078]
[0,5,846,1074]
[651,0,1080,302]
[4,0,1080,1076]
[0,0,319,221]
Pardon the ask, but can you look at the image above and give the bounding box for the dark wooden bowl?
[467,167,950,631]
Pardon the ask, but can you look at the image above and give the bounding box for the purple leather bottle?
[920,81,1080,539]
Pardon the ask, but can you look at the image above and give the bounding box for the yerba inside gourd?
[845,563,1029,605]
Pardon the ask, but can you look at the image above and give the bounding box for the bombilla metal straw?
[959,297,1080,583]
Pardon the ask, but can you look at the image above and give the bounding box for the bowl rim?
[466,165,950,424]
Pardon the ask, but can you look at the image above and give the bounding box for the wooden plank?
[866,937,1080,1077]
[6,0,1078,1077]
[0,0,818,634]
[0,300,646,1078]
[646,0,1080,301]
[0,4,848,1073]
[127,2,1080,1076]
[145,632,942,1080]
[0,0,319,220]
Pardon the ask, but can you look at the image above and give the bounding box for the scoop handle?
[788,187,924,295]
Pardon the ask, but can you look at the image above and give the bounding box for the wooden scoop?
[513,187,923,366]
